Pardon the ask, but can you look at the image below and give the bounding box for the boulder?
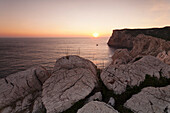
[112,49,132,65]
[157,51,170,65]
[100,56,170,94]
[124,85,170,113]
[53,55,97,75]
[77,101,119,113]
[0,91,46,113]
[0,66,49,112]
[42,55,98,113]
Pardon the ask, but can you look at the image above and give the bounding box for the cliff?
[108,26,170,49]
[0,26,170,113]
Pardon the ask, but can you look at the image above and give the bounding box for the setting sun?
[93,32,99,38]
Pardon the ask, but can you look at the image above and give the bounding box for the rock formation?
[124,85,170,113]
[42,55,98,113]
[0,26,170,113]
[108,26,170,48]
[157,50,170,65]
[0,66,49,113]
[111,49,132,65]
[77,101,119,113]
[130,34,170,57]
[103,26,170,112]
[108,30,134,49]
[100,55,170,94]
[109,32,170,65]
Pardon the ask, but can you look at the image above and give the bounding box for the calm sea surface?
[0,37,115,78]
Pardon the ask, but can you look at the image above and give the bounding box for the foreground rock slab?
[0,66,49,113]
[124,85,170,113]
[101,55,170,94]
[42,55,98,113]
[77,101,119,113]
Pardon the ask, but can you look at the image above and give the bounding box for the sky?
[0,0,170,38]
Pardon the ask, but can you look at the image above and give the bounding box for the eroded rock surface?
[124,85,170,113]
[53,55,97,75]
[101,56,170,94]
[130,34,170,57]
[110,34,170,65]
[112,49,132,65]
[77,101,119,113]
[1,91,45,113]
[157,51,170,65]
[42,55,98,113]
[0,66,49,113]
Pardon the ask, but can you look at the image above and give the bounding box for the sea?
[0,37,115,78]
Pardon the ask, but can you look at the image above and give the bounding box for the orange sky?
[0,0,170,38]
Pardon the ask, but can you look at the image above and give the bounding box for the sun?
[93,32,99,38]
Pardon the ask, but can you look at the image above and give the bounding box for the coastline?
[0,27,170,113]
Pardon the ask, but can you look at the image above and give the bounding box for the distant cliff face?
[108,26,170,49]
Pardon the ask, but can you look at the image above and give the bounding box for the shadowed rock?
[101,56,170,94]
[124,85,170,113]
[77,101,119,113]
[86,92,102,103]
[42,55,98,113]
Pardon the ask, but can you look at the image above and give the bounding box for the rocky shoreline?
[0,27,170,113]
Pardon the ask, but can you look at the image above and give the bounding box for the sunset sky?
[0,0,169,37]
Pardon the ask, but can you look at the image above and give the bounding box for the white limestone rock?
[124,85,170,113]
[86,92,102,103]
[108,97,115,107]
[77,101,119,113]
[0,66,49,112]
[53,55,97,75]
[42,55,98,113]
[112,49,132,65]
[101,55,170,94]
[0,91,45,113]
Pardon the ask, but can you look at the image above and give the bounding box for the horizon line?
[0,36,108,38]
